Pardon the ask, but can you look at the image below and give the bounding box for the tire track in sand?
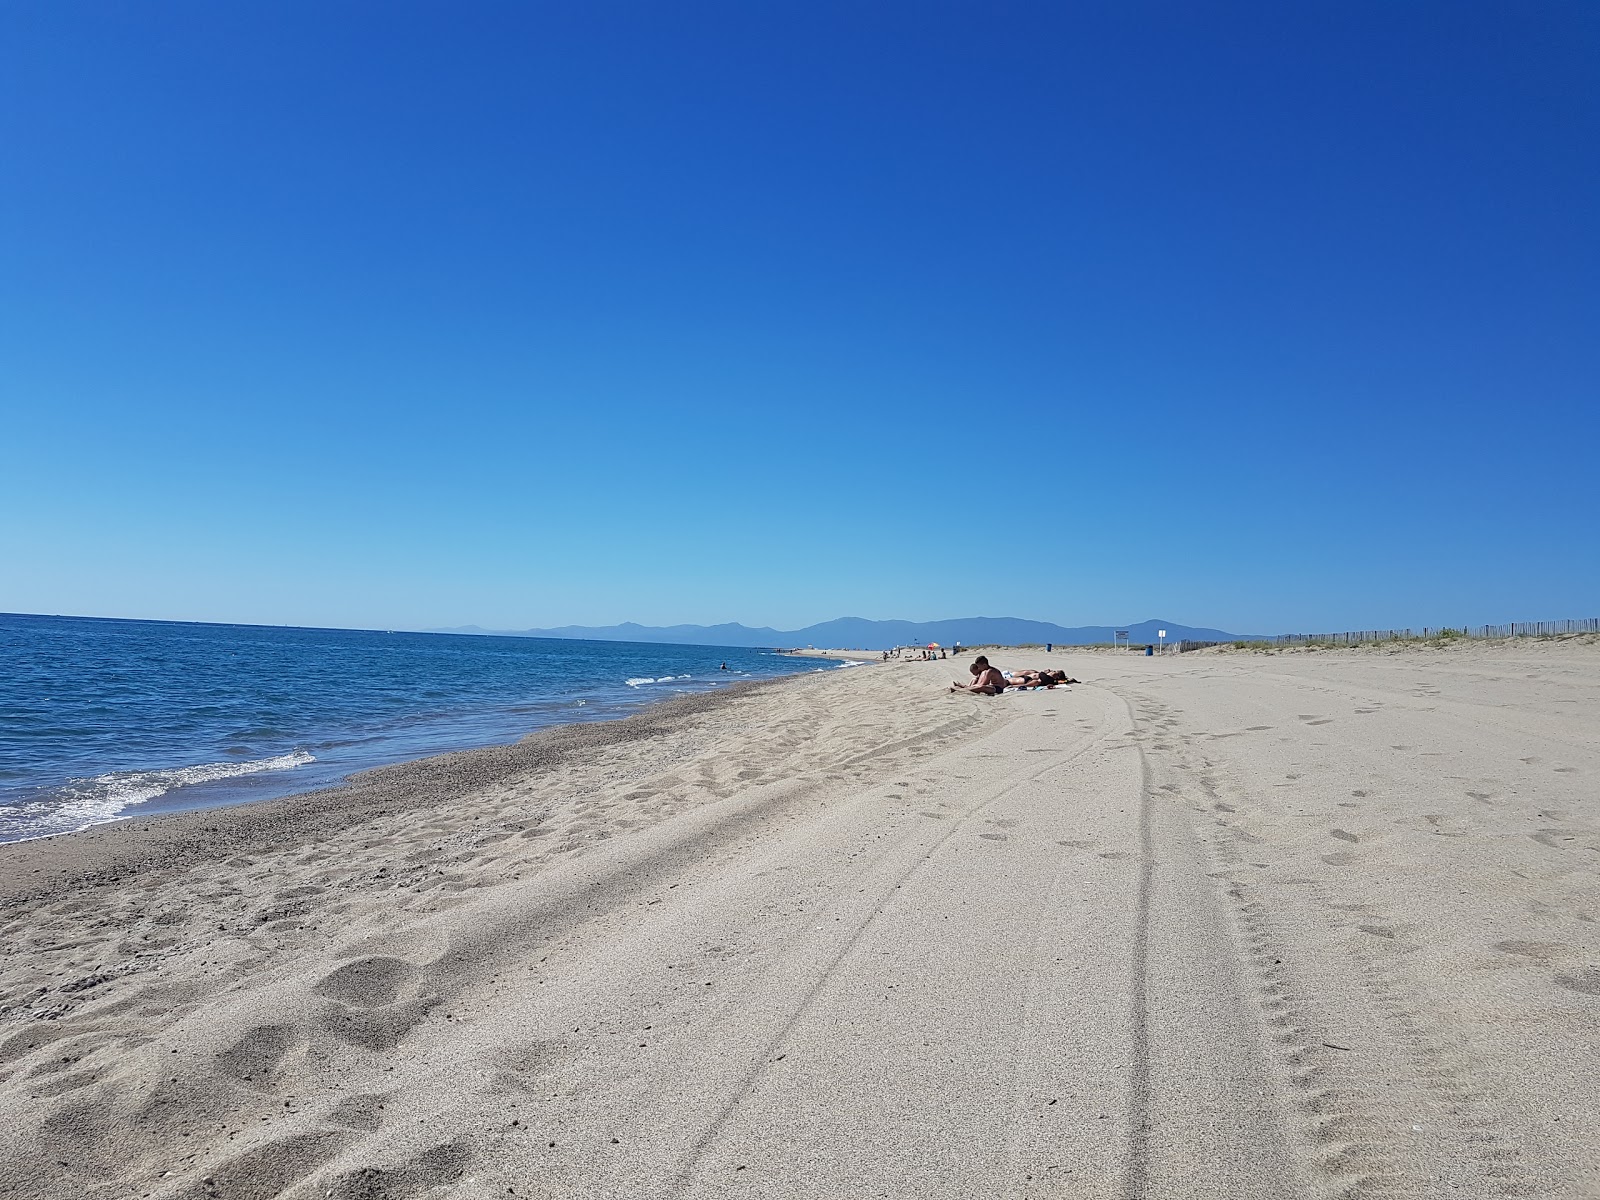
[670,693,1125,1194]
[1124,741,1156,1200]
[1126,678,1536,1199]
[1118,687,1301,1200]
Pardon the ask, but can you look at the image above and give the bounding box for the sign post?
[1114,630,1129,650]
[1158,629,1166,651]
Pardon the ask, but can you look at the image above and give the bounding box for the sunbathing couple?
[950,656,1079,695]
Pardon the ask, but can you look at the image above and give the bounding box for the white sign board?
[1158,630,1166,639]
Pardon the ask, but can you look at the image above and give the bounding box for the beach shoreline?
[2,641,1597,1198]
[774,647,883,661]
[0,674,795,909]
[0,615,833,846]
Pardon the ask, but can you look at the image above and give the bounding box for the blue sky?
[3,3,1595,635]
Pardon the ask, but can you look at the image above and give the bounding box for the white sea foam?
[626,674,692,687]
[3,750,316,841]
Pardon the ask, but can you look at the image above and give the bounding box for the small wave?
[5,751,316,841]
[625,674,693,687]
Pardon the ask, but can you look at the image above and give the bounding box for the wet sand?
[1,640,1597,1198]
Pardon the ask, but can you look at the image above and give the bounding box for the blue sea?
[0,614,851,844]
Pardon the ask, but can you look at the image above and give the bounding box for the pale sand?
[1,642,1597,1198]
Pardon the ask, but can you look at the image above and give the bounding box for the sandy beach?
[2,640,1597,1198]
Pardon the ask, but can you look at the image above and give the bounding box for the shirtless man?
[951,656,1007,695]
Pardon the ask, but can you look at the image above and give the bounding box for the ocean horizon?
[0,613,854,843]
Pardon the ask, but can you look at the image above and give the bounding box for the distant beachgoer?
[951,656,1006,695]
[720,662,728,671]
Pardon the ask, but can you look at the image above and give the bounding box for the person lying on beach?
[951,656,1007,695]
[1004,668,1081,689]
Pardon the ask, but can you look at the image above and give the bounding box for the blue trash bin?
[1145,645,1153,656]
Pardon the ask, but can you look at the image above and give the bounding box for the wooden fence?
[1171,618,1598,652]
[1268,618,1599,647]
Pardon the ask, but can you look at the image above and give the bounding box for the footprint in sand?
[217,1023,298,1085]
[1419,814,1467,837]
[489,1039,565,1094]
[314,956,437,1050]
[170,1130,348,1200]
[978,832,1008,842]
[324,1138,474,1200]
[26,1065,108,1100]
[1494,939,1569,961]
[1330,830,1359,843]
[327,1092,390,1132]
[1555,967,1600,996]
[1530,830,1580,849]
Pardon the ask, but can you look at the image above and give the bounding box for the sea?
[0,613,856,844]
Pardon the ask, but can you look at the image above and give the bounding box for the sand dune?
[1,641,1596,1198]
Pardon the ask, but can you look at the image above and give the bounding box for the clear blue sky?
[3,3,1595,635]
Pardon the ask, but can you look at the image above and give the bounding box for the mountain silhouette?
[432,616,1262,649]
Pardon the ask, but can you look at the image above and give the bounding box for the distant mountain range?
[431,617,1265,650]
